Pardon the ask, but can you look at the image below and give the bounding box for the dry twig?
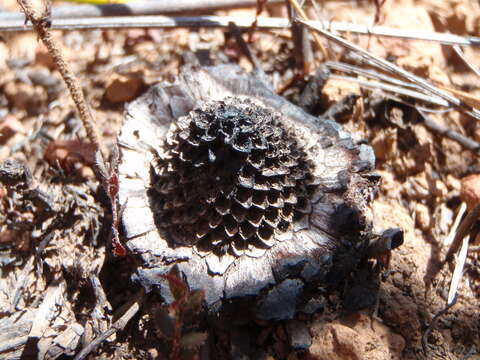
[16,0,126,261]
[73,288,145,360]
[287,0,328,59]
[247,0,268,42]
[417,110,480,154]
[287,1,315,74]
[16,0,106,167]
[422,295,458,354]
[228,22,270,87]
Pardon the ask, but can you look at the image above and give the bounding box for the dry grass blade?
[297,18,480,121]
[0,13,478,48]
[286,0,328,59]
[423,204,478,354]
[330,74,450,107]
[323,61,480,157]
[326,61,423,90]
[447,236,469,306]
[453,45,480,78]
[326,21,480,47]
[444,202,468,246]
[0,15,279,31]
[435,83,480,109]
[2,0,284,21]
[444,204,480,263]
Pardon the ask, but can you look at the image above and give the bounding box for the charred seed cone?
[150,98,316,255]
[117,65,403,321]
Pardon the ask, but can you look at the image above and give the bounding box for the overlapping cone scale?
[150,98,315,256]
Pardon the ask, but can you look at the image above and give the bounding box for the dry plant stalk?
[73,288,145,360]
[287,0,328,60]
[16,0,107,166]
[16,0,126,258]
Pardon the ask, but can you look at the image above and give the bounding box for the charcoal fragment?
[299,296,325,315]
[0,159,32,188]
[256,279,304,321]
[342,284,377,312]
[272,256,308,282]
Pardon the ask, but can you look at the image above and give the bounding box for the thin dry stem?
[17,0,107,167]
[452,45,480,78]
[299,18,480,121]
[444,204,480,263]
[2,15,480,49]
[73,288,145,360]
[287,0,328,59]
[3,0,283,21]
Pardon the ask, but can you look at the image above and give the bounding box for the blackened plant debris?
[0,159,54,224]
[117,64,402,323]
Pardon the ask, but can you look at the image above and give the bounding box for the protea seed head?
[117,65,402,322]
[150,98,316,256]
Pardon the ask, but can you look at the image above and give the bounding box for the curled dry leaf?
[44,139,96,177]
[105,73,144,104]
[163,265,189,303]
